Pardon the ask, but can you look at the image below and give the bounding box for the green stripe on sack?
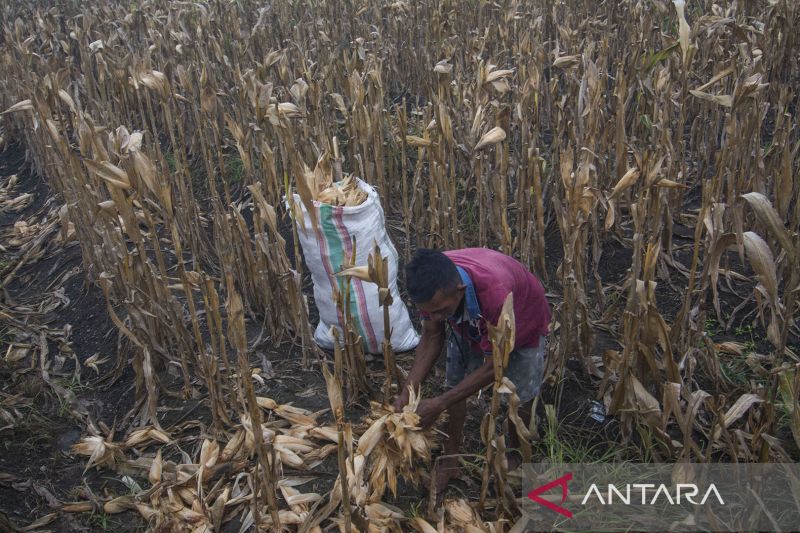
[320,204,369,349]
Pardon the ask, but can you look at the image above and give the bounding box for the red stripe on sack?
[334,206,380,353]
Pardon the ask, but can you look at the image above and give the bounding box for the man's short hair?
[405,249,460,303]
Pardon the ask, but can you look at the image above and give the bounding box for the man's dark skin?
[393,282,533,493]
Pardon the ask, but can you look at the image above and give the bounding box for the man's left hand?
[416,398,445,428]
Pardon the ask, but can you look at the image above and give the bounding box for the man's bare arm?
[438,357,493,408]
[415,357,494,427]
[394,319,445,410]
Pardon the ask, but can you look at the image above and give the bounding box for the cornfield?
[0,0,798,530]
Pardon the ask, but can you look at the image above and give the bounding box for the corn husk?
[72,435,124,472]
[444,499,491,532]
[125,426,172,447]
[360,387,438,500]
[256,397,321,425]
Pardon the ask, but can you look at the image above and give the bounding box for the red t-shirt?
[420,248,550,353]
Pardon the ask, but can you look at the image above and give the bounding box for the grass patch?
[223,154,245,186]
[534,405,629,463]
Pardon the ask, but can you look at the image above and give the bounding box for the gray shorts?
[445,334,546,403]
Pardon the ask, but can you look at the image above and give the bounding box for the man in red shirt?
[394,248,551,493]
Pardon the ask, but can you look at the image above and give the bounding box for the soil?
[1,138,797,532]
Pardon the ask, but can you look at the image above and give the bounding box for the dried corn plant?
[337,241,398,403]
[478,294,517,516]
[313,367,437,532]
[332,245,372,403]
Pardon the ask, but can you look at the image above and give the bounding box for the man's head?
[405,249,465,322]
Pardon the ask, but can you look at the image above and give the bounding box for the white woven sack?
[288,179,419,354]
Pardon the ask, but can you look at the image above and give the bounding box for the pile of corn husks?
[315,175,368,206]
[68,391,520,531]
[298,152,369,207]
[70,398,339,532]
[358,387,437,501]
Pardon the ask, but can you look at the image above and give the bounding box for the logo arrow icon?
[527,472,573,518]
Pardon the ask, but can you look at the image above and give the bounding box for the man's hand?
[393,387,410,413]
[393,319,445,413]
[416,397,446,428]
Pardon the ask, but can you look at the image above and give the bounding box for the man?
[393,248,551,493]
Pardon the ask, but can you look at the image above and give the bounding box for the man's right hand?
[392,319,445,413]
[393,387,410,412]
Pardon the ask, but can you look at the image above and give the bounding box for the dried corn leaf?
[1,99,33,114]
[712,393,763,440]
[85,160,131,189]
[741,192,795,261]
[690,90,732,107]
[742,231,779,307]
[673,0,691,62]
[21,512,57,531]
